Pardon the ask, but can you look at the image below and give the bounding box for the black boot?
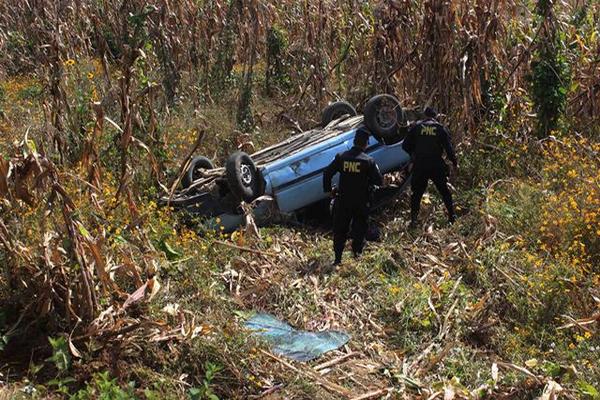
[333,251,342,266]
[409,209,419,229]
[324,259,340,274]
[447,204,456,225]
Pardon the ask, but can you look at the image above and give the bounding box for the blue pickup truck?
[163,94,417,232]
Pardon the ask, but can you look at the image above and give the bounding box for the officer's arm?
[441,126,458,166]
[402,125,417,154]
[369,160,384,187]
[323,155,340,193]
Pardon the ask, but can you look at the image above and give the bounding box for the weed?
[529,0,571,137]
[71,372,137,400]
[47,336,71,374]
[188,362,222,400]
[265,26,290,95]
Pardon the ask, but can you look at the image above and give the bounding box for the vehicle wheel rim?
[376,100,398,129]
[240,164,253,186]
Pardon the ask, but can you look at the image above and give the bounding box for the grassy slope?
[1,70,599,400]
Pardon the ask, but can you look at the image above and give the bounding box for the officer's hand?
[331,187,338,198]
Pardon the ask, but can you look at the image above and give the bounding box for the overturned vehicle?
[160,94,421,232]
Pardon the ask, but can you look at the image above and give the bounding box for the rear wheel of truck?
[364,94,406,143]
[182,156,215,189]
[225,152,263,203]
[321,101,357,126]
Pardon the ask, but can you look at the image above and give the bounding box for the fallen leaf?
[160,240,182,260]
[123,281,148,308]
[444,385,455,400]
[68,338,82,358]
[491,362,499,382]
[162,303,180,316]
[148,277,161,301]
[539,380,563,400]
[525,358,538,368]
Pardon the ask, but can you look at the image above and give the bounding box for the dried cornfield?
[0,0,599,398]
[0,1,598,133]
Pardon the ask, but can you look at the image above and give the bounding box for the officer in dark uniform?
[323,128,383,266]
[402,107,457,228]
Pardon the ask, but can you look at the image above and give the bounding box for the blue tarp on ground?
[245,313,350,362]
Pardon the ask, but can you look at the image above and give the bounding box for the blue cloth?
[245,313,350,362]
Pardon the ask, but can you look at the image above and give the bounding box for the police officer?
[402,107,457,228]
[323,128,383,266]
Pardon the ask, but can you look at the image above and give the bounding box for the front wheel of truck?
[225,152,264,203]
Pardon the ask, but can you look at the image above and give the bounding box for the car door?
[263,131,354,213]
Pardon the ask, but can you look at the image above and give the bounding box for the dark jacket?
[402,118,457,170]
[323,146,383,206]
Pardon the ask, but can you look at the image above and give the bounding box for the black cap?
[354,127,370,146]
[424,107,437,118]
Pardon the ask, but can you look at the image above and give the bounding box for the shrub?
[71,372,136,400]
[528,0,571,137]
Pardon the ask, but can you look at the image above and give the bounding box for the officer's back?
[404,115,457,171]
[323,128,383,267]
[402,107,458,227]
[335,147,378,205]
[408,120,446,166]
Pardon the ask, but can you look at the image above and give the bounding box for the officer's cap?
[354,127,370,146]
[424,107,437,118]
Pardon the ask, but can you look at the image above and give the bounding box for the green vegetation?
[529,0,571,137]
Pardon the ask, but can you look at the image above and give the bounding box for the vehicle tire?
[182,156,215,189]
[225,152,263,203]
[364,94,406,142]
[321,101,357,126]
